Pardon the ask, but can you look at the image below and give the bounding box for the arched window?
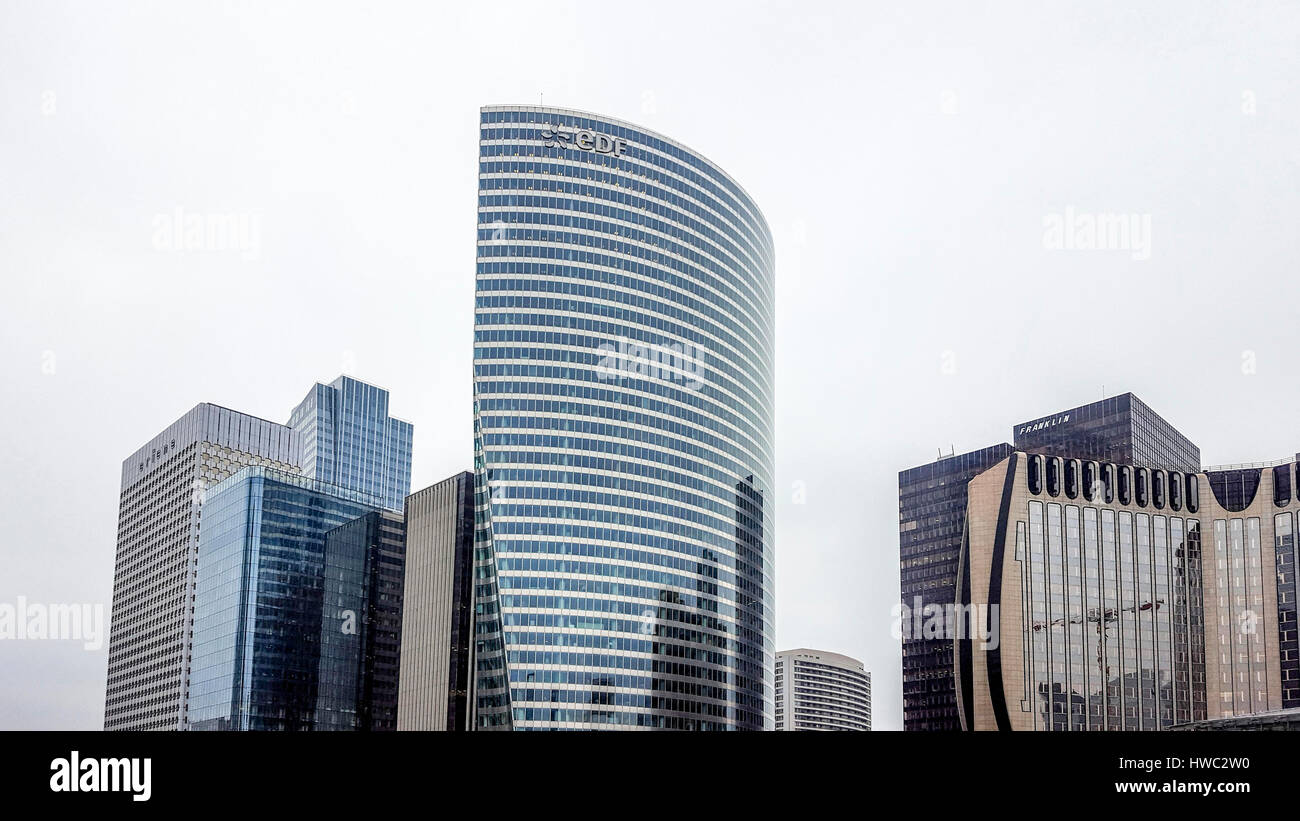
[1275,464,1293,508]
[1082,461,1098,501]
[1028,455,1043,495]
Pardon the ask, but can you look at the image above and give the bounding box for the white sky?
[2,0,1299,730]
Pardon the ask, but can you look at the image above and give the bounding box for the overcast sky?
[2,0,1299,730]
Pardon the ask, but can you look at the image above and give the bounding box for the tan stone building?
[957,452,1299,730]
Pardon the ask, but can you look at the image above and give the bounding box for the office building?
[104,404,300,731]
[322,509,407,731]
[397,471,476,731]
[289,375,414,511]
[187,468,405,731]
[1013,392,1200,473]
[898,393,1199,731]
[899,444,1012,730]
[472,105,775,729]
[958,451,1300,730]
[1201,459,1300,716]
[775,649,871,731]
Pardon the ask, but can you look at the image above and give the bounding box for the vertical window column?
[1245,517,1267,710]
[1083,507,1102,729]
[1028,501,1047,731]
[1275,513,1299,708]
[1187,519,1207,721]
[1118,511,1137,728]
[1153,515,1173,727]
[1065,505,1084,729]
[1047,503,1066,730]
[1228,519,1249,714]
[1135,513,1155,729]
[1170,516,1190,724]
[1101,509,1121,729]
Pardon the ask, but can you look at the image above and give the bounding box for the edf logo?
[540,124,627,156]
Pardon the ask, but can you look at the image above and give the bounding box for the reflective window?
[1082,461,1098,502]
[1275,513,1300,708]
[1275,464,1293,508]
[1028,454,1043,495]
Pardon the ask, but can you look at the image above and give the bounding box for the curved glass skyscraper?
[472,105,775,730]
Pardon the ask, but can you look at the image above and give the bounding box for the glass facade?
[320,510,407,731]
[288,375,414,511]
[1020,476,1205,730]
[187,468,405,731]
[1013,393,1201,473]
[1276,511,1300,707]
[898,444,1013,731]
[472,106,775,730]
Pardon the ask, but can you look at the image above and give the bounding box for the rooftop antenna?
[539,91,544,106]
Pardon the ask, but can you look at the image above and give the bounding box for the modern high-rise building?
[899,443,1012,731]
[1013,392,1200,473]
[187,468,405,731]
[104,404,300,731]
[397,471,476,731]
[323,509,407,731]
[472,105,775,729]
[289,375,414,511]
[774,649,871,731]
[898,393,1199,731]
[958,451,1300,730]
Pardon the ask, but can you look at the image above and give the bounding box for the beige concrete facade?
[1198,466,1291,719]
[960,452,1299,730]
[396,471,474,731]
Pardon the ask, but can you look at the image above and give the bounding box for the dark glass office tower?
[364,512,408,731]
[187,468,405,731]
[1013,393,1200,473]
[898,444,1012,731]
[320,510,407,731]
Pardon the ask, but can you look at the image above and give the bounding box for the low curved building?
[775,649,871,730]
